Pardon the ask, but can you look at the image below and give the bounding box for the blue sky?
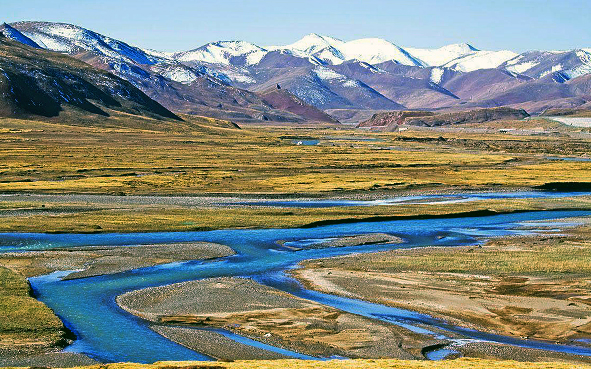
[4,0,590,52]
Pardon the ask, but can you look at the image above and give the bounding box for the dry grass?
[0,267,65,350]
[363,240,591,276]
[0,117,590,195]
[308,222,591,277]
[20,358,588,369]
[0,196,589,233]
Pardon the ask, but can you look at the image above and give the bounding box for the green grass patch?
[0,266,65,350]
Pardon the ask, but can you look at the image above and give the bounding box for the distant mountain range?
[2,21,591,123]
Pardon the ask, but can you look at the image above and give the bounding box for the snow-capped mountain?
[3,21,238,87]
[3,21,591,119]
[173,41,268,66]
[338,38,425,66]
[190,34,516,71]
[0,23,41,48]
[500,49,591,80]
[277,33,345,55]
[0,33,180,121]
[268,34,425,66]
[442,50,519,72]
[10,21,161,66]
[406,43,479,66]
[268,33,345,65]
[2,21,319,123]
[268,34,418,66]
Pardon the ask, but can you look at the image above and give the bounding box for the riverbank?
[0,267,97,367]
[117,277,427,360]
[1,196,590,365]
[0,267,66,355]
[0,242,235,279]
[293,220,591,362]
[0,242,235,366]
[0,193,590,233]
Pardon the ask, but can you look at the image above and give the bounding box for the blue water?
[424,349,459,360]
[209,328,318,360]
[291,139,320,146]
[546,156,591,162]
[3,208,591,362]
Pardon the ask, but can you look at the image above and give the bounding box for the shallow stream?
[2,194,591,363]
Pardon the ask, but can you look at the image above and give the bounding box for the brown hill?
[405,107,530,127]
[360,107,529,131]
[258,87,339,123]
[357,111,433,130]
[0,34,180,121]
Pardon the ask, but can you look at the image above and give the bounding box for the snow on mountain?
[443,50,518,72]
[7,21,238,87]
[313,66,348,80]
[430,67,445,84]
[10,21,161,66]
[6,22,591,81]
[270,34,424,66]
[150,63,204,84]
[172,41,267,66]
[406,43,478,66]
[566,50,591,79]
[6,21,591,115]
[275,33,345,55]
[309,46,346,64]
[0,23,41,48]
[272,35,514,70]
[500,49,591,80]
[338,38,425,66]
[504,54,540,74]
[292,66,401,110]
[141,48,175,59]
[220,68,256,84]
[313,65,364,88]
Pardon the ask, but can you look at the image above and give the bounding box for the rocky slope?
[404,107,530,127]
[357,111,434,129]
[0,34,179,121]
[258,86,339,123]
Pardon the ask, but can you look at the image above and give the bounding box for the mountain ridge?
[0,34,181,122]
[3,21,591,119]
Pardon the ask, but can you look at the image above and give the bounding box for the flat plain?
[1,115,591,368]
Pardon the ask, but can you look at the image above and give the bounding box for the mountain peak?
[283,33,344,55]
[173,40,267,66]
[8,21,160,66]
[340,38,424,66]
[443,42,480,52]
[303,32,327,39]
[405,43,482,67]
